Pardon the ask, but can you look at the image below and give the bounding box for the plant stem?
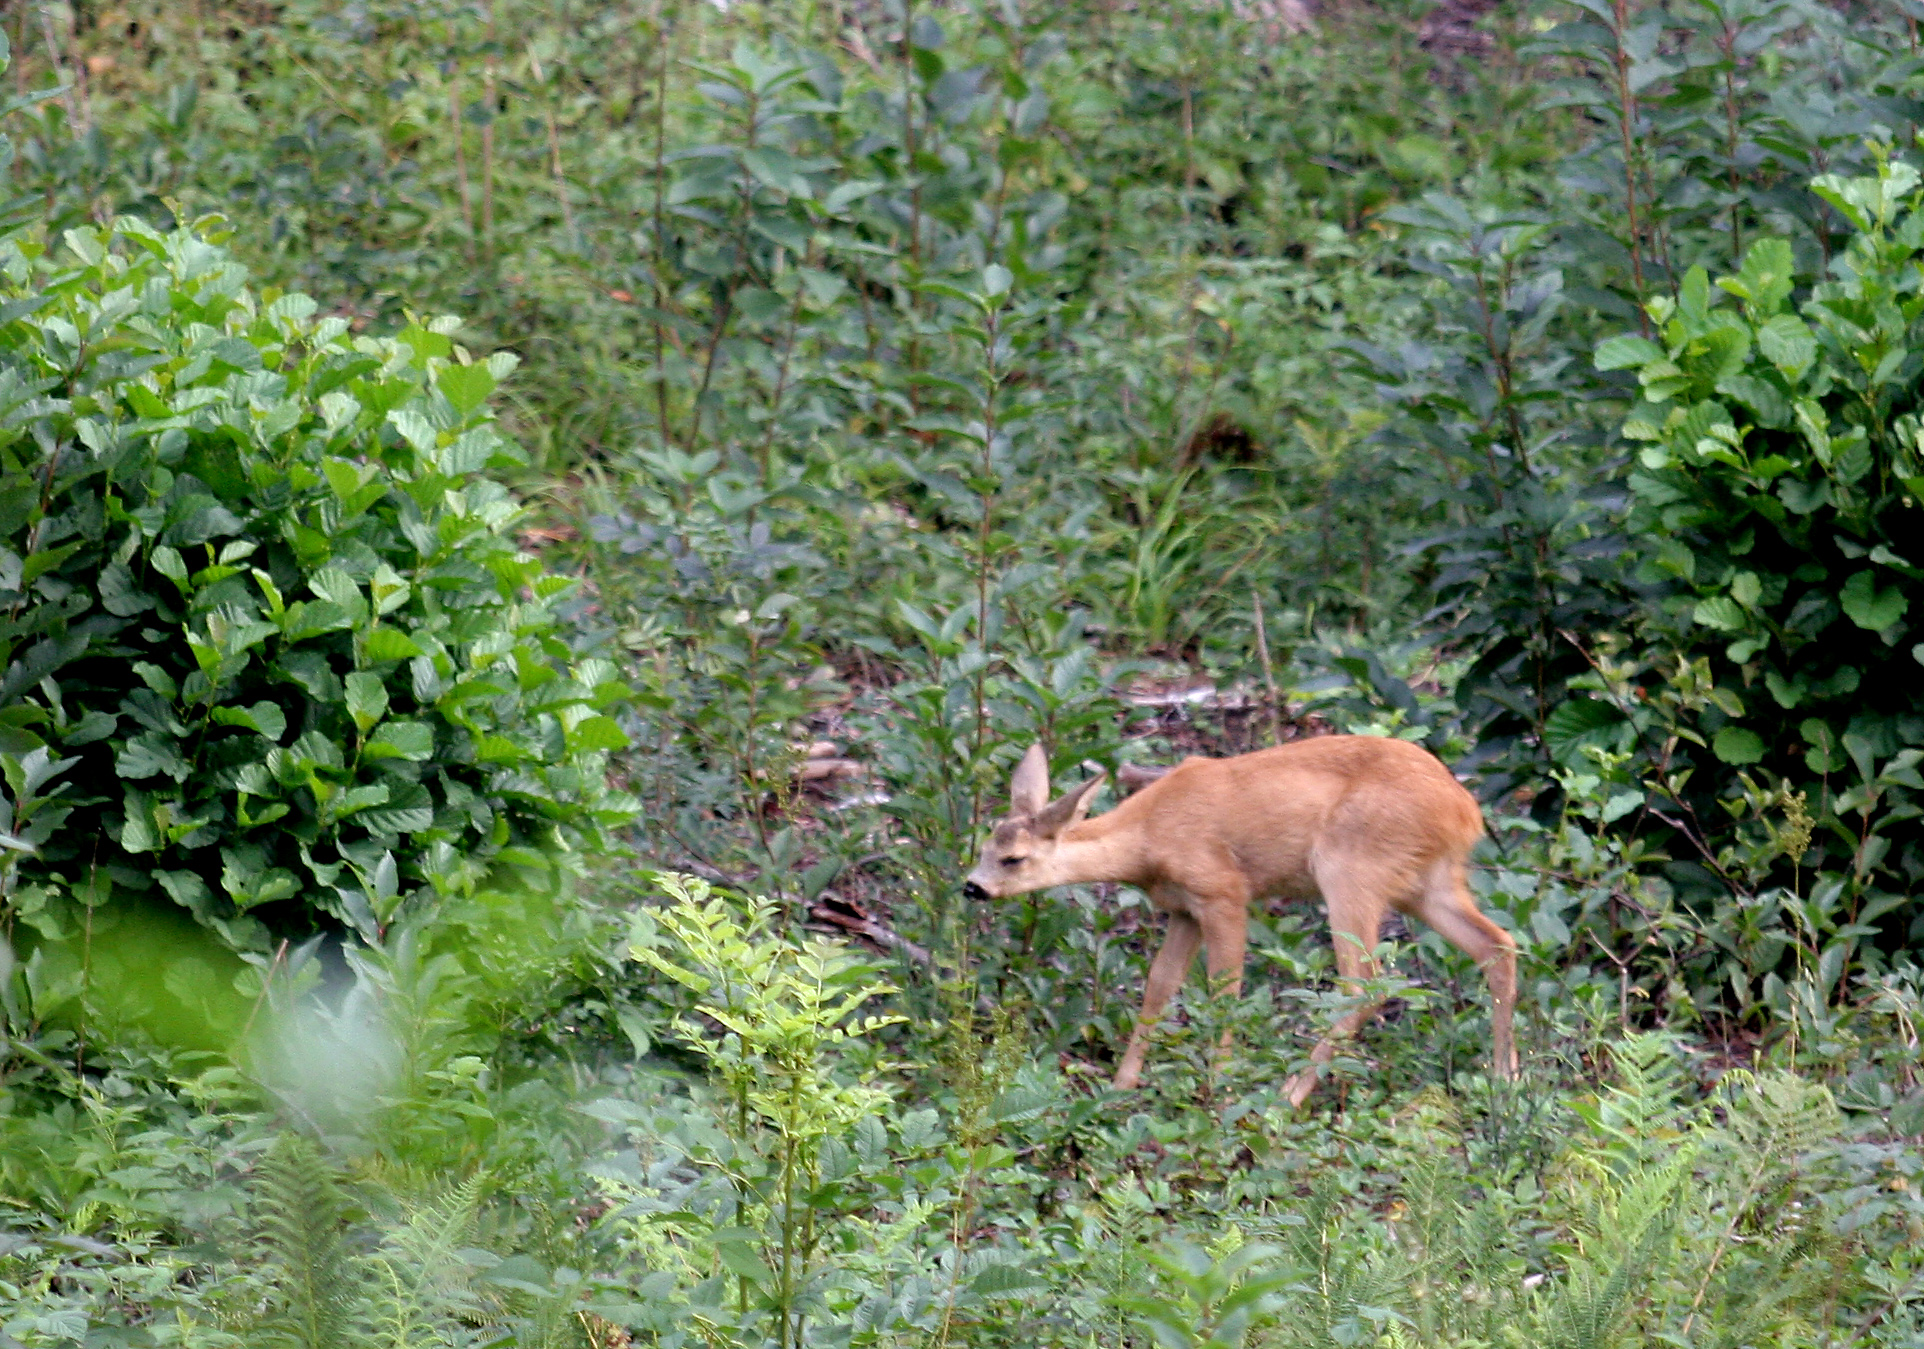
[754,244,813,491]
[971,300,1003,831]
[1253,589,1284,747]
[651,0,673,446]
[449,66,474,252]
[1608,0,1650,329]
[1718,16,1743,263]
[481,0,497,259]
[901,0,921,269]
[37,5,76,131]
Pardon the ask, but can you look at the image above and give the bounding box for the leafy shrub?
[1595,158,1924,940]
[0,215,633,958]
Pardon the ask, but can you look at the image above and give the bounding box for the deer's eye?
[1000,856,1026,867]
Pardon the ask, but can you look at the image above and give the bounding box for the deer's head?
[963,744,1106,900]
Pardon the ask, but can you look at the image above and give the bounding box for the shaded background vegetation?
[2,0,1924,1343]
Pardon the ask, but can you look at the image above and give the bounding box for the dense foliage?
[1598,173,1924,896]
[0,216,632,975]
[0,0,1922,1346]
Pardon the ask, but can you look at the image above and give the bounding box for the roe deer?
[962,737,1517,1106]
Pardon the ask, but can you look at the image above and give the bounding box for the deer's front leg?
[1195,901,1250,1073]
[1114,911,1202,1090]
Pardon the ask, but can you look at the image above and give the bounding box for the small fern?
[253,1133,361,1349]
[355,1174,491,1347]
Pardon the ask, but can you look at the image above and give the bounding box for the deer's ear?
[1010,743,1050,816]
[1116,762,1169,797]
[1035,771,1106,838]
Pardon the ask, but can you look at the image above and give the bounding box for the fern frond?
[354,1173,492,1347]
[1714,1070,1840,1165]
[253,1132,362,1349]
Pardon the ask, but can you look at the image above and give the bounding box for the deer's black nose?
[962,880,988,901]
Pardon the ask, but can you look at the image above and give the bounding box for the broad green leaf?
[566,715,630,753]
[1691,596,1746,631]
[1758,315,1816,381]
[365,720,433,761]
[970,1262,1047,1297]
[309,568,370,625]
[1544,697,1624,764]
[1595,334,1664,370]
[716,1242,775,1287]
[364,627,425,662]
[211,701,288,741]
[116,733,191,782]
[1713,726,1765,765]
[345,672,389,732]
[395,322,453,364]
[358,782,434,836]
[436,361,498,415]
[1841,570,1907,632]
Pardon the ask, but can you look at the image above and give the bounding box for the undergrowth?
[2,0,1924,1345]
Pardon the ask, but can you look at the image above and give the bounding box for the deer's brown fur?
[964,736,1517,1106]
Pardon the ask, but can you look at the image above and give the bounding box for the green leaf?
[566,715,630,753]
[1691,596,1746,632]
[436,361,498,415]
[1715,374,1788,428]
[716,1241,775,1286]
[1713,726,1765,765]
[1595,334,1665,371]
[156,870,214,918]
[151,546,189,589]
[116,733,191,782]
[63,710,117,746]
[1718,237,1795,314]
[21,541,81,586]
[365,720,433,761]
[396,322,453,365]
[134,662,180,699]
[211,701,288,741]
[345,672,389,732]
[356,781,434,836]
[120,792,161,852]
[98,562,155,617]
[309,568,369,625]
[1757,315,1816,381]
[1840,570,1907,632]
[363,627,425,662]
[970,1262,1047,1298]
[1777,477,1830,515]
[476,733,528,764]
[1545,697,1624,764]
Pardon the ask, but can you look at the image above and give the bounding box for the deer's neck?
[1046,806,1154,888]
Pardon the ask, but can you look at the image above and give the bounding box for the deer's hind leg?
[1284,852,1397,1109]
[1409,857,1518,1079]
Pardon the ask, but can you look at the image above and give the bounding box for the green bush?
[0,215,634,958]
[1593,157,1924,939]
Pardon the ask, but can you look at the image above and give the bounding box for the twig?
[449,68,474,250]
[35,5,76,129]
[1252,589,1285,748]
[481,0,497,258]
[545,106,576,241]
[236,939,291,1047]
[806,894,931,965]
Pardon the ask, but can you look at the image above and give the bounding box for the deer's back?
[1126,736,1482,899]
